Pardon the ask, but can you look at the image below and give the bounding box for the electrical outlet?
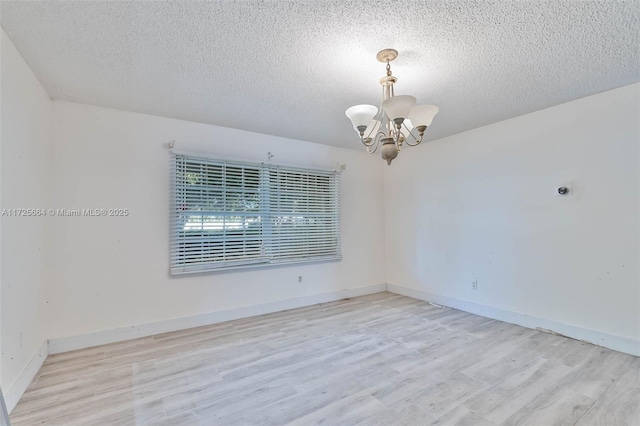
[298,276,303,283]
[472,280,478,290]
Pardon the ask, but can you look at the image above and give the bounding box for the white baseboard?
[49,283,387,355]
[387,283,640,357]
[5,340,48,414]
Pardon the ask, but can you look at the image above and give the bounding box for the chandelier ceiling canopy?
[346,49,439,165]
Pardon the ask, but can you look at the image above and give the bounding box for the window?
[170,154,341,274]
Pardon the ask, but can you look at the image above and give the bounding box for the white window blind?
[171,154,341,274]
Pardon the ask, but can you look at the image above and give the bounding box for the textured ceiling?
[1,1,638,149]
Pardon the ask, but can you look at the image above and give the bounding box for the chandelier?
[345,49,439,165]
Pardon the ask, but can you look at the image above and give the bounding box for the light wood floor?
[10,292,640,425]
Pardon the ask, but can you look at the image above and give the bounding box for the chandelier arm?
[365,138,379,154]
[361,129,382,147]
[362,108,385,141]
[402,121,423,146]
[363,131,386,153]
[403,136,422,147]
[361,137,375,148]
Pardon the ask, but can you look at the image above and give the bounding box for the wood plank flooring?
[10,292,640,425]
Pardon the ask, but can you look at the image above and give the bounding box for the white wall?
[0,29,52,391]
[47,101,386,340]
[384,83,640,344]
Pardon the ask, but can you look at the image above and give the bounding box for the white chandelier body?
[345,49,439,165]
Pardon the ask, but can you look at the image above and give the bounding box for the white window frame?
[170,154,341,275]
